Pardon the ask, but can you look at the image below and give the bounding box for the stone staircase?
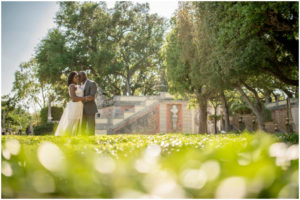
[95,96,159,134]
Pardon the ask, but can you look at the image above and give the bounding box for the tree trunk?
[282,89,293,98]
[126,69,131,96]
[41,84,46,108]
[265,90,272,103]
[256,110,265,131]
[198,97,208,134]
[126,78,130,96]
[214,105,217,134]
[220,90,230,132]
[236,86,265,131]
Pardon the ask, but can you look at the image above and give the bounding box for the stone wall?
[291,106,298,133]
[271,106,298,133]
[230,114,256,131]
[265,98,298,133]
[112,105,159,134]
[100,105,134,119]
[111,100,209,134]
[159,101,222,134]
[96,93,298,135]
[229,104,298,133]
[272,108,289,132]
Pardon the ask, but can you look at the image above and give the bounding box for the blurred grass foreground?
[2,132,298,198]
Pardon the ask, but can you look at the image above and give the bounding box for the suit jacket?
[83,79,98,115]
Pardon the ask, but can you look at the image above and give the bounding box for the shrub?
[275,132,299,144]
[232,104,252,115]
[33,122,58,135]
[40,106,63,124]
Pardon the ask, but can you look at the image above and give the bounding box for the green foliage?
[33,122,58,135]
[208,115,221,121]
[36,2,166,99]
[1,96,31,132]
[275,132,299,144]
[225,2,298,85]
[2,132,298,198]
[40,107,63,124]
[35,29,72,102]
[164,2,298,131]
[12,59,56,109]
[232,104,253,115]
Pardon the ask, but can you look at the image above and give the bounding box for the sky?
[1,1,178,97]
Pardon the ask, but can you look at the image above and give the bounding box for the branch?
[261,66,298,86]
[130,57,151,75]
[87,66,100,77]
[239,80,263,110]
[236,85,259,115]
[30,94,42,109]
[264,10,294,32]
[240,80,259,100]
[113,71,126,78]
[105,76,121,95]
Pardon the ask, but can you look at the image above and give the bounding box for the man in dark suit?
[78,71,98,135]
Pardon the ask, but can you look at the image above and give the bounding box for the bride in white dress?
[55,71,92,136]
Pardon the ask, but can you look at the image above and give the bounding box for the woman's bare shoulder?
[69,84,77,90]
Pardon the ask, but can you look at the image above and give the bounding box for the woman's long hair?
[67,71,77,86]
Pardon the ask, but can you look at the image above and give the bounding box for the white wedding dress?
[55,85,84,136]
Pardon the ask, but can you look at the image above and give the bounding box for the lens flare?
[37,142,65,172]
[94,155,116,174]
[180,169,207,189]
[2,161,13,177]
[200,160,221,181]
[215,177,247,198]
[31,171,56,193]
[5,139,20,155]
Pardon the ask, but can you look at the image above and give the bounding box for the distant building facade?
[95,92,222,134]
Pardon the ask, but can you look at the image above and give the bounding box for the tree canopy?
[36,1,167,99]
[164,1,298,132]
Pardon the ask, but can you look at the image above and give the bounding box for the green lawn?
[1,132,298,198]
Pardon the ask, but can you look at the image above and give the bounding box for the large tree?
[36,1,166,100]
[164,3,214,134]
[214,2,298,86]
[205,2,298,129]
[12,59,58,109]
[35,29,72,101]
[165,2,298,132]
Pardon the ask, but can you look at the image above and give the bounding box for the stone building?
[230,98,299,133]
[95,92,222,134]
[264,98,298,133]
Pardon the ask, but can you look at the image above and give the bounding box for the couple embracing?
[55,71,98,136]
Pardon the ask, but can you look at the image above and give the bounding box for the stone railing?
[96,95,115,109]
[264,98,298,110]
